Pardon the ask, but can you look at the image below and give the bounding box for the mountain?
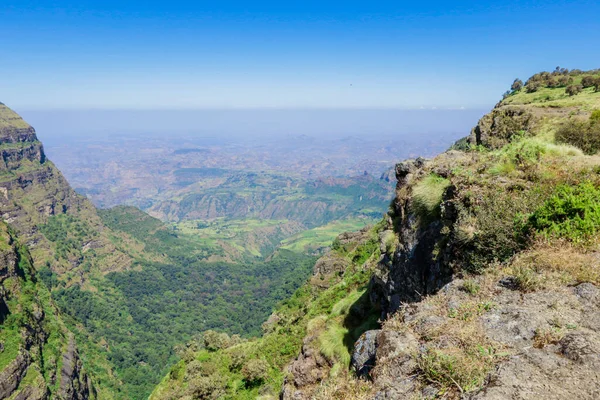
[147,172,391,226]
[0,103,133,280]
[151,68,600,399]
[0,102,327,398]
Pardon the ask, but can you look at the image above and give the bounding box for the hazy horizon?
[19,108,487,142]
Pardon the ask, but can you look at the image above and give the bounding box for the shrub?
[566,84,583,96]
[555,119,600,155]
[546,77,558,88]
[463,190,530,271]
[460,280,481,295]
[226,346,247,371]
[417,347,495,393]
[522,182,600,242]
[241,359,269,384]
[557,76,573,87]
[591,110,600,123]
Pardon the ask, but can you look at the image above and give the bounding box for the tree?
[557,76,573,87]
[241,359,269,385]
[203,330,231,351]
[582,76,596,88]
[566,84,583,96]
[526,81,542,93]
[594,77,600,93]
[511,79,523,92]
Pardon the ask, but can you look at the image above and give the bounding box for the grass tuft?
[411,174,451,223]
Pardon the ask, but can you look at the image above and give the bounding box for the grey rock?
[574,283,599,302]
[0,353,30,399]
[351,330,380,377]
[560,332,600,365]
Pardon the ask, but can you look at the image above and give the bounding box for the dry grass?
[533,327,564,349]
[311,369,374,400]
[507,239,600,291]
[404,289,505,395]
[417,321,502,394]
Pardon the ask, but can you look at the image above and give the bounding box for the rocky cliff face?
[279,74,600,399]
[0,103,132,279]
[0,222,95,399]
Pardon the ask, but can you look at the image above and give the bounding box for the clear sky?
[2,0,599,109]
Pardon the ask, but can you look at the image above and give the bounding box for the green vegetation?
[417,345,497,393]
[503,69,600,110]
[280,218,374,253]
[157,172,391,227]
[150,230,381,399]
[523,182,600,242]
[0,222,100,398]
[411,173,450,223]
[40,214,97,259]
[172,217,304,260]
[49,245,315,398]
[555,112,600,155]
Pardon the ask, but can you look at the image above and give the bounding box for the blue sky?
[1,0,599,109]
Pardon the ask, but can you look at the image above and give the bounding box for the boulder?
[351,330,380,377]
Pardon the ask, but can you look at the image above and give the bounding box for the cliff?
[0,103,133,279]
[0,222,95,399]
[0,103,146,398]
[150,69,600,399]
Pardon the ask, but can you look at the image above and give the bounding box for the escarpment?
[280,70,600,399]
[149,70,600,399]
[353,71,600,398]
[0,222,95,399]
[0,103,132,278]
[0,102,133,398]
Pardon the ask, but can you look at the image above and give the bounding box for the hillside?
[151,68,600,399]
[0,103,326,398]
[0,221,95,399]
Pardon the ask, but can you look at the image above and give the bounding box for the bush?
[522,182,600,242]
[226,346,247,371]
[555,119,600,155]
[566,84,583,96]
[557,76,573,87]
[241,359,269,384]
[591,110,600,123]
[461,188,541,272]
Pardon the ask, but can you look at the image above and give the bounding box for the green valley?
[0,101,396,399]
